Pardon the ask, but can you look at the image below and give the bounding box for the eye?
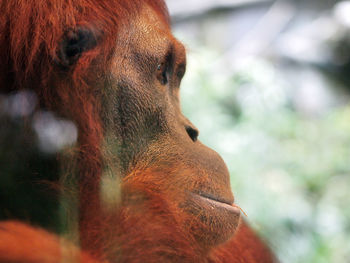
[157,63,168,85]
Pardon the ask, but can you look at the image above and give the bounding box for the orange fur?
[0,0,277,262]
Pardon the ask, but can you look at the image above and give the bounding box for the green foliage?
[181,48,350,263]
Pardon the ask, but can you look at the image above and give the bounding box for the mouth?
[192,192,241,215]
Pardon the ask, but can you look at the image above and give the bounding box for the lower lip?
[192,194,241,215]
[185,192,241,245]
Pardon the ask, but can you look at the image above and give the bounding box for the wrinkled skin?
[101,5,241,246]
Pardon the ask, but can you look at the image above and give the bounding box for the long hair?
[0,0,169,257]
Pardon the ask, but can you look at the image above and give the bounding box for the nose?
[185,125,199,142]
[179,114,199,142]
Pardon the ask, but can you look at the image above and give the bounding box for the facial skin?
[98,5,241,247]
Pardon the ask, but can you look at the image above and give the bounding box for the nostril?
[185,126,199,142]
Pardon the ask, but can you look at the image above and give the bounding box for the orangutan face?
[103,5,241,246]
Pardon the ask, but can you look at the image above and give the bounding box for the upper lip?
[194,191,233,205]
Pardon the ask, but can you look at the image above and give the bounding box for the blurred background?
[166,0,350,262]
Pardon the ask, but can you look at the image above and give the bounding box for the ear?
[57,27,98,67]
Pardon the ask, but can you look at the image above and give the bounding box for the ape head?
[94,4,241,247]
[0,0,241,255]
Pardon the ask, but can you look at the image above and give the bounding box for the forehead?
[133,5,171,51]
[122,5,186,59]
